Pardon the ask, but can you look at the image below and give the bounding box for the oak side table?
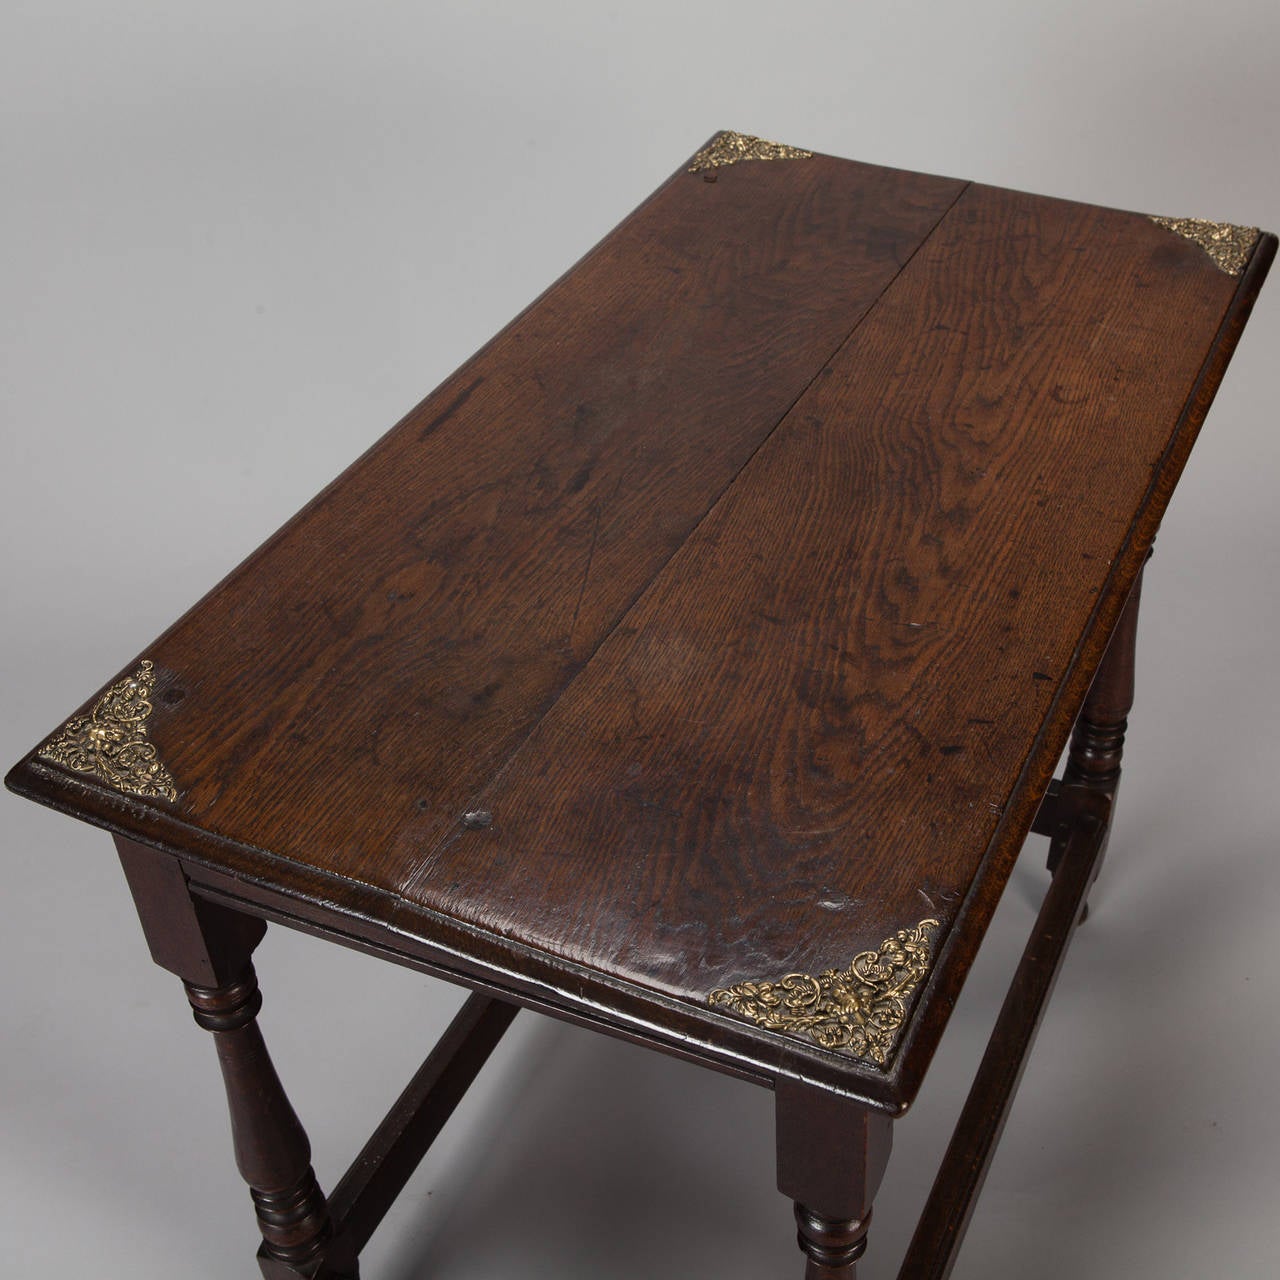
[7,132,1274,1278]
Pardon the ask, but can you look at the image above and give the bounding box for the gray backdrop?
[3,3,1277,1276]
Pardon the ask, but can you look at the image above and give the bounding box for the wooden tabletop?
[9,132,1273,1112]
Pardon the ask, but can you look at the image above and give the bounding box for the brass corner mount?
[1149,216,1260,276]
[709,917,940,1068]
[37,660,178,801]
[688,130,814,173]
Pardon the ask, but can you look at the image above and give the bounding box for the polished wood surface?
[7,140,1274,1113]
[441,184,1243,1007]
[18,147,960,892]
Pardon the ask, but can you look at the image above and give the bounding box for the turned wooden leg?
[115,837,355,1279]
[1048,560,1147,903]
[1065,560,1146,802]
[186,964,348,1278]
[776,1079,893,1278]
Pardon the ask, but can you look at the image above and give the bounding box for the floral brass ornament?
[688,130,814,173]
[1149,216,1260,276]
[37,660,178,801]
[708,917,940,1066]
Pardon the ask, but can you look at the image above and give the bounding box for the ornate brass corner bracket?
[688,130,814,173]
[1149,216,1260,276]
[37,660,178,801]
[709,917,940,1067]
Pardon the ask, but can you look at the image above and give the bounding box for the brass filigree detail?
[1149,216,1260,276]
[688,130,814,173]
[37,660,177,801]
[709,918,940,1065]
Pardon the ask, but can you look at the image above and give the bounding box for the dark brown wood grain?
[402,185,1262,1064]
[6,147,1274,1117]
[14,147,959,899]
[7,138,1276,1280]
[890,219,1276,1107]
